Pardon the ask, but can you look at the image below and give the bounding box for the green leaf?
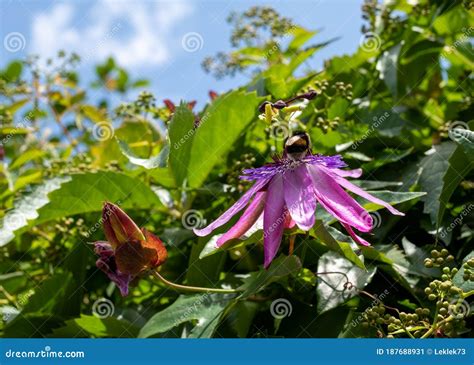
[449,128,474,160]
[9,149,46,170]
[117,138,169,169]
[238,255,302,298]
[376,44,401,98]
[51,315,139,338]
[327,97,350,119]
[21,272,77,316]
[3,314,65,338]
[316,251,376,314]
[287,26,317,50]
[185,236,227,287]
[81,105,108,123]
[187,91,261,187]
[138,293,235,338]
[358,190,426,211]
[419,143,472,225]
[0,171,163,246]
[312,220,365,270]
[3,61,23,82]
[168,104,196,187]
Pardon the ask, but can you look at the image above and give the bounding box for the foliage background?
[0,0,473,338]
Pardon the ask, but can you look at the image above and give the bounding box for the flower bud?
[95,203,168,296]
[102,202,145,248]
[115,229,168,276]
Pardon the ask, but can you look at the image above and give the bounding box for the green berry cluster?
[332,82,353,100]
[462,258,474,281]
[315,116,339,134]
[115,91,159,121]
[45,155,121,177]
[226,153,257,194]
[361,249,472,338]
[54,216,88,238]
[423,249,454,268]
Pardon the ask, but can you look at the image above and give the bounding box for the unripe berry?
[431,249,439,257]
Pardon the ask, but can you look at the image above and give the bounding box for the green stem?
[421,297,443,339]
[462,290,474,298]
[152,270,241,294]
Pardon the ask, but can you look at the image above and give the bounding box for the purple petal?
[283,165,316,230]
[263,175,286,268]
[194,177,270,237]
[342,223,371,246]
[94,241,132,296]
[305,154,347,168]
[332,168,363,178]
[307,165,372,232]
[217,192,266,246]
[323,167,404,216]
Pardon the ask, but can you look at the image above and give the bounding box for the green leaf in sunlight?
[0,171,162,246]
[187,90,261,188]
[168,104,196,187]
[312,220,365,270]
[117,138,169,169]
[449,127,474,160]
[52,315,139,338]
[316,251,376,314]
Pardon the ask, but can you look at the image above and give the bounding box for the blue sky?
[1,0,364,105]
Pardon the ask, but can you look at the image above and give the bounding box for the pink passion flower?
[194,132,404,268]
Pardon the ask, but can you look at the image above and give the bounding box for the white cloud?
[30,0,193,67]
